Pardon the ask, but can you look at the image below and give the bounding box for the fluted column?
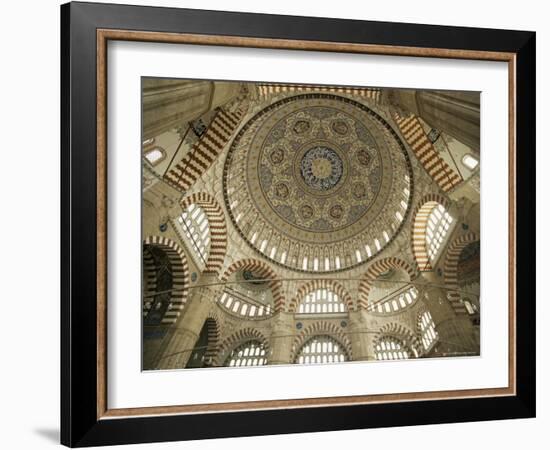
[421,273,479,356]
[385,89,480,153]
[268,312,295,364]
[348,309,372,361]
[155,273,221,369]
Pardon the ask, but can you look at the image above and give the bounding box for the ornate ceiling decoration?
[223,94,413,273]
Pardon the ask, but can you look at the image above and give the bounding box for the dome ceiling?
[223,94,413,273]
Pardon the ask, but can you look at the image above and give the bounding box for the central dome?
[223,94,413,272]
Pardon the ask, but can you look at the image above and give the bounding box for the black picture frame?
[61,1,536,447]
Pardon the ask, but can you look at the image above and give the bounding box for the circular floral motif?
[274,182,290,199]
[357,148,372,166]
[352,183,367,199]
[300,146,343,191]
[293,120,311,134]
[300,204,314,219]
[331,120,349,135]
[269,147,285,164]
[329,204,344,219]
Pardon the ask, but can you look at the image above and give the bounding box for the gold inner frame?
[96,29,516,420]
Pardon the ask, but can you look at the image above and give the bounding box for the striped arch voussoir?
[180,192,227,276]
[411,194,451,272]
[444,231,480,316]
[358,257,417,310]
[290,321,352,362]
[143,236,190,325]
[394,113,462,192]
[288,279,353,313]
[374,322,423,357]
[221,259,285,312]
[164,107,245,193]
[215,327,270,366]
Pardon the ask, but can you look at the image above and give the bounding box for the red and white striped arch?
[180,192,227,276]
[288,279,353,313]
[215,327,270,367]
[358,257,417,310]
[290,321,353,363]
[143,235,190,325]
[444,231,480,316]
[220,258,285,313]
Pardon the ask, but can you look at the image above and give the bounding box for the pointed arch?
[288,279,353,313]
[143,236,190,324]
[221,258,285,312]
[358,257,417,309]
[444,231,480,316]
[215,327,270,366]
[411,193,451,271]
[180,192,227,275]
[290,321,352,362]
[374,322,422,358]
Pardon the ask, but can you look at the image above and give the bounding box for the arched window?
[426,204,453,263]
[224,340,267,367]
[218,267,275,319]
[419,311,438,351]
[368,286,418,314]
[375,337,411,360]
[295,336,347,364]
[462,154,479,170]
[178,204,210,269]
[144,147,166,166]
[297,288,347,314]
[218,291,273,318]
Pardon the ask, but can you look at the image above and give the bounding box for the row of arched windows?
[218,291,273,318]
[145,198,458,360]
[296,336,347,364]
[223,336,349,367]
[226,181,412,273]
[297,288,347,314]
[226,341,267,367]
[173,198,455,280]
[221,317,438,367]
[375,337,411,360]
[373,312,438,361]
[367,286,419,314]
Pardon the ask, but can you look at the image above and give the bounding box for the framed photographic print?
[60,1,536,447]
